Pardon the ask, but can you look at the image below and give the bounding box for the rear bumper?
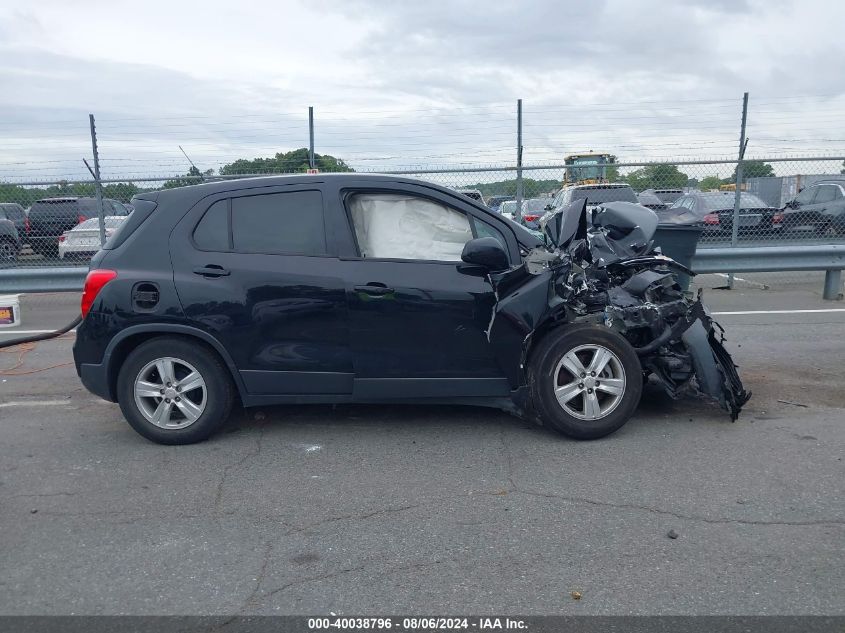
[79,361,115,402]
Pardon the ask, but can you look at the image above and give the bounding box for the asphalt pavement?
[0,284,843,615]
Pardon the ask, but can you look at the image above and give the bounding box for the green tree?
[699,175,723,191]
[219,148,353,175]
[162,166,214,190]
[465,178,561,198]
[729,160,774,181]
[625,164,689,191]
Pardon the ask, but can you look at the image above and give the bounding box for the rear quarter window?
[193,199,230,252]
[103,198,158,250]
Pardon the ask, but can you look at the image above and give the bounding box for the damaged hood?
[487,198,750,420]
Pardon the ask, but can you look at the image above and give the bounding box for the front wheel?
[530,325,643,440]
[116,337,234,445]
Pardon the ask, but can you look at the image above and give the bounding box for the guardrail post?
[823,270,843,300]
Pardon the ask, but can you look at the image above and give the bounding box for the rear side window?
[193,200,230,252]
[231,191,326,255]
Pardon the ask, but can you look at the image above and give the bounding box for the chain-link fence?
[2,157,844,270]
[2,95,844,277]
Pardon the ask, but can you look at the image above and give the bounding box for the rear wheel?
[116,337,234,445]
[530,325,643,440]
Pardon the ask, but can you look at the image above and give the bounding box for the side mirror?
[460,237,510,272]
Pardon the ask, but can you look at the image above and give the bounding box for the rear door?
[170,184,353,397]
[326,180,517,399]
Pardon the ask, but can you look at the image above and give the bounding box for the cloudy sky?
[1,0,843,181]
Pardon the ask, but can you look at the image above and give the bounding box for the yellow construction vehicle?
[563,152,615,185]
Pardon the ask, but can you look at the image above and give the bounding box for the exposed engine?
[488,199,750,419]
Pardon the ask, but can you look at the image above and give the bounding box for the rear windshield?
[76,217,126,230]
[521,199,548,213]
[571,186,638,204]
[653,190,683,203]
[700,193,768,210]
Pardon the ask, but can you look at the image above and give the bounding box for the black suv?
[27,197,131,258]
[73,174,747,445]
[780,179,845,234]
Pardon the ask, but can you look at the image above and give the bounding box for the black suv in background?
[27,197,131,258]
[780,179,845,234]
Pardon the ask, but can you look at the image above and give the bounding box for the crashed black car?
[72,174,748,445]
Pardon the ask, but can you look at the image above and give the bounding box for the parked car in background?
[660,192,779,237]
[518,198,549,229]
[487,195,514,212]
[780,179,845,235]
[58,216,129,261]
[27,197,131,258]
[0,203,27,237]
[499,200,517,221]
[456,189,485,205]
[641,188,684,205]
[0,216,21,262]
[637,191,668,211]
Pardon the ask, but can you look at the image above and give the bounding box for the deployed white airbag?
[349,194,472,261]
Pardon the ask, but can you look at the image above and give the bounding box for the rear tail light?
[58,233,67,243]
[524,214,540,222]
[78,215,88,224]
[24,216,30,234]
[81,269,117,317]
[703,213,720,225]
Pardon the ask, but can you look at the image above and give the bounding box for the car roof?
[138,173,488,204]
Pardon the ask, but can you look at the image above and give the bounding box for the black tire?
[0,239,18,263]
[116,337,234,445]
[529,324,643,440]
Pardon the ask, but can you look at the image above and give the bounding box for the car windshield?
[699,193,768,210]
[570,186,637,204]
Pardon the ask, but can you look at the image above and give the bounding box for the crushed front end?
[489,199,750,420]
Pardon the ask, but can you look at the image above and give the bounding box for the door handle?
[354,284,394,296]
[193,265,230,277]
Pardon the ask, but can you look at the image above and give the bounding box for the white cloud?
[0,0,842,180]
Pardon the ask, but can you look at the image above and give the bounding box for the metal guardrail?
[1,244,844,298]
[692,244,845,299]
[0,267,87,294]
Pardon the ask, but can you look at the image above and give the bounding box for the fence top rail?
[4,155,845,186]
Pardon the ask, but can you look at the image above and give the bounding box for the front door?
[335,187,515,399]
[170,185,353,396]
